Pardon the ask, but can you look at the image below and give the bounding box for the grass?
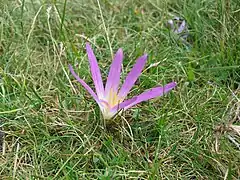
[0,0,240,179]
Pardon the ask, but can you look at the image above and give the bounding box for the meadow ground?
[0,0,240,179]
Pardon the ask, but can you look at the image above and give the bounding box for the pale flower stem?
[13,142,20,178]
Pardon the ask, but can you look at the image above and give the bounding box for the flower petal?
[118,54,147,99]
[69,64,100,104]
[86,43,104,98]
[105,48,123,96]
[175,20,186,34]
[124,82,177,109]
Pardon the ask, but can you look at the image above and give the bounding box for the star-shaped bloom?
[69,43,176,119]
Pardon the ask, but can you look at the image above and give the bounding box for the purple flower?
[69,43,177,119]
[167,16,189,41]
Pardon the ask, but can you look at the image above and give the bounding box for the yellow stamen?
[107,88,123,107]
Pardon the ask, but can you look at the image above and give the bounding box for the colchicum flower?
[69,43,177,119]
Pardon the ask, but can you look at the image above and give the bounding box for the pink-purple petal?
[124,82,177,109]
[86,43,104,98]
[175,20,186,34]
[105,48,123,95]
[69,64,100,104]
[118,54,148,99]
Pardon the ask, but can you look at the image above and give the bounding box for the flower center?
[99,88,124,112]
[107,88,122,108]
